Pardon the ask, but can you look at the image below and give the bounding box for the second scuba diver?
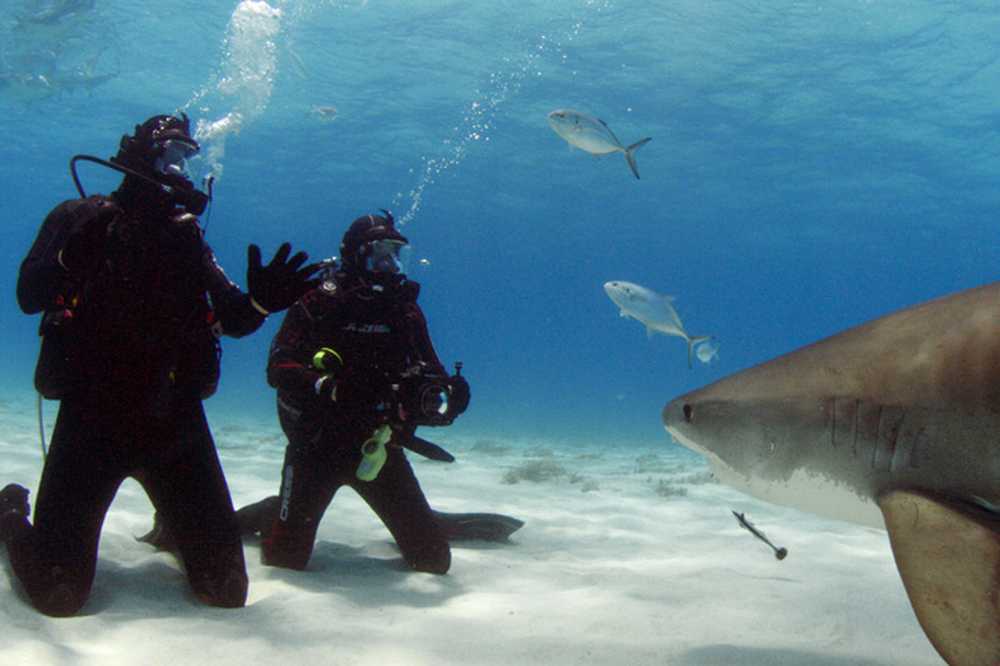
[256,211,470,573]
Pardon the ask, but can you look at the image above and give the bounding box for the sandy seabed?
[0,394,941,665]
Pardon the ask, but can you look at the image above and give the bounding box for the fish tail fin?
[624,137,652,179]
[687,335,712,369]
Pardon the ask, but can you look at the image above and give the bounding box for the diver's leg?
[4,400,123,616]
[261,439,337,571]
[141,401,247,608]
[351,446,451,574]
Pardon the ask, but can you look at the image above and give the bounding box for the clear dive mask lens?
[364,239,406,274]
[154,139,198,178]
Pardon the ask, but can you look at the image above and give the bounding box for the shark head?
[663,364,895,527]
[662,281,1000,666]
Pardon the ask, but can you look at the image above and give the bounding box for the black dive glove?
[59,202,120,275]
[247,242,321,314]
[448,374,471,417]
[315,374,391,413]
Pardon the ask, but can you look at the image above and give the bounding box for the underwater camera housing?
[388,363,458,426]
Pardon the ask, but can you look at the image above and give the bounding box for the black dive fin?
[140,501,525,549]
[401,434,455,462]
[432,510,525,542]
[878,489,1000,666]
[234,497,527,543]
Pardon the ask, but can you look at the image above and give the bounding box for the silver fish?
[604,280,711,368]
[547,109,652,179]
[695,338,720,365]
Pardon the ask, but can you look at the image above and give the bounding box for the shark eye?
[683,404,694,423]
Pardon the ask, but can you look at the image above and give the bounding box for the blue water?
[3,0,1000,448]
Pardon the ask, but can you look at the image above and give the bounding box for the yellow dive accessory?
[312,347,343,371]
[356,424,391,481]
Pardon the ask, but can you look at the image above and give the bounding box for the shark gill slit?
[887,409,905,473]
[829,399,836,450]
[851,398,860,458]
[872,407,905,472]
[870,405,883,471]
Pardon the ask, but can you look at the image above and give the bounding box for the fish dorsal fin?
[877,490,1000,666]
[597,117,623,147]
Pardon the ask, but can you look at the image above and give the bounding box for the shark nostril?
[683,404,693,423]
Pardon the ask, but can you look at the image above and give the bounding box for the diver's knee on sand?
[190,566,248,608]
[25,566,92,618]
[261,520,314,571]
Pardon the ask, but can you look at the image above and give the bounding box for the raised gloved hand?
[59,203,120,275]
[247,242,321,314]
[448,374,471,417]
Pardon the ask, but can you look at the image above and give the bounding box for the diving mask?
[154,138,198,179]
[364,239,405,274]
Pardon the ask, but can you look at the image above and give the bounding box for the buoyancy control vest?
[33,196,221,402]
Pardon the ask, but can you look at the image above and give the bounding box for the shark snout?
[662,395,699,450]
[662,389,735,459]
[662,397,692,431]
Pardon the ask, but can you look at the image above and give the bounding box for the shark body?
[662,281,1000,666]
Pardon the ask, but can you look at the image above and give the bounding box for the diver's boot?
[0,483,30,544]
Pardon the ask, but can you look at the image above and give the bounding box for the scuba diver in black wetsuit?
[257,211,470,573]
[0,113,320,616]
[168,211,512,575]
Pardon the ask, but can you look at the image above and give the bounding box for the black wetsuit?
[11,187,266,616]
[262,272,454,573]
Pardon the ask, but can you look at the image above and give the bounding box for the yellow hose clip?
[312,347,343,372]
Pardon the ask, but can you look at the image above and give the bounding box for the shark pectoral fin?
[877,490,1000,666]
